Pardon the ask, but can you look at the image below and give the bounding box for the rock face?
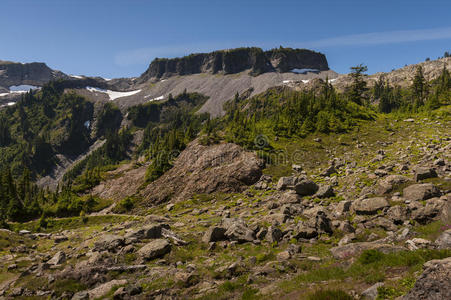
[402,257,451,300]
[138,47,329,81]
[140,141,263,204]
[0,60,67,88]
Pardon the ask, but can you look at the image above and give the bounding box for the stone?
[294,179,319,196]
[294,224,318,240]
[202,226,226,243]
[376,175,410,194]
[137,239,171,260]
[353,197,390,215]
[321,165,337,177]
[412,198,446,224]
[433,158,445,166]
[314,184,334,198]
[335,201,352,216]
[292,164,303,172]
[47,251,66,265]
[87,279,127,299]
[277,176,298,190]
[403,183,440,201]
[94,235,125,252]
[405,238,432,250]
[223,219,255,243]
[277,251,291,260]
[402,257,451,300]
[435,229,451,249]
[361,282,384,299]
[125,224,163,240]
[266,226,283,243]
[414,167,438,181]
[330,242,405,259]
[256,228,268,240]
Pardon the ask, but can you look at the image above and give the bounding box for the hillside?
[0,51,450,299]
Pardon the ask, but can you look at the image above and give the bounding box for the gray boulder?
[376,175,410,194]
[94,235,125,252]
[314,184,334,198]
[353,197,390,215]
[277,176,298,190]
[403,183,441,201]
[125,224,163,240]
[414,167,437,182]
[47,251,66,265]
[266,226,283,243]
[202,226,226,243]
[435,229,451,249]
[402,257,451,300]
[137,239,171,260]
[294,179,319,196]
[223,219,255,243]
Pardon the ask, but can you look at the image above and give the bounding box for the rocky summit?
[0,48,450,300]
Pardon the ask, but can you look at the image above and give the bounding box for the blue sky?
[1,0,450,78]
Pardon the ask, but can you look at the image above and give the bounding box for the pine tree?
[348,64,368,105]
[412,66,428,107]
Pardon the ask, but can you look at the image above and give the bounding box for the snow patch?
[9,85,40,92]
[282,80,293,84]
[328,78,337,83]
[86,86,141,101]
[70,75,84,79]
[145,95,164,102]
[291,68,319,74]
[7,102,15,106]
[302,80,310,84]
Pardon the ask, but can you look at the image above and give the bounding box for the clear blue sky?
[1,0,450,78]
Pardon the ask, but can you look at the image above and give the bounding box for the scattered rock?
[94,235,125,252]
[87,279,127,299]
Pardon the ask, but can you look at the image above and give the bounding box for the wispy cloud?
[299,26,451,48]
[114,27,451,66]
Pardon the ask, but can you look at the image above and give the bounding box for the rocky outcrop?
[0,60,67,88]
[402,257,451,300]
[138,47,328,81]
[140,140,263,204]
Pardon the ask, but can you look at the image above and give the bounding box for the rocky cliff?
[0,60,67,88]
[138,47,329,82]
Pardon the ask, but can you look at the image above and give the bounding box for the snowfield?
[145,95,164,102]
[86,87,141,101]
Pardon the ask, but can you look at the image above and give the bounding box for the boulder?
[403,184,440,201]
[402,257,451,300]
[125,224,163,240]
[47,251,66,265]
[361,282,384,300]
[387,205,409,225]
[412,198,446,224]
[277,176,298,190]
[321,165,337,177]
[87,279,127,299]
[140,141,263,204]
[223,219,255,243]
[94,235,125,252]
[266,226,283,243]
[314,184,334,198]
[353,197,390,215]
[137,239,171,260]
[335,200,352,216]
[376,175,410,194]
[293,224,318,240]
[414,167,438,182]
[435,229,451,249]
[202,226,226,243]
[294,179,319,196]
[330,242,405,259]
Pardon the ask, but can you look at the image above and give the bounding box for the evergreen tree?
[348,64,368,105]
[412,66,428,107]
